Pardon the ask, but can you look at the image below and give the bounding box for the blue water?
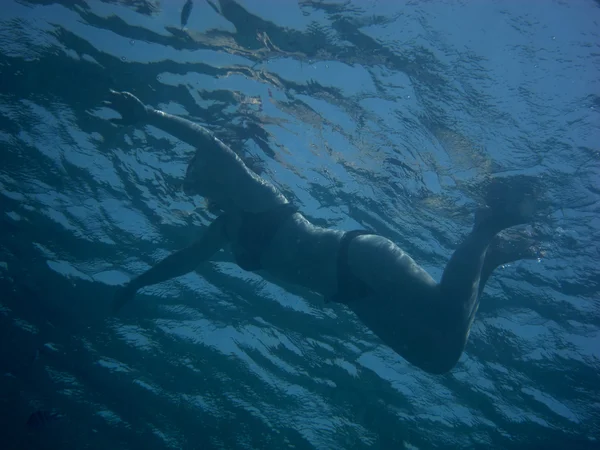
[1,1,599,449]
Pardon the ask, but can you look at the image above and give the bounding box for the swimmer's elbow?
[190,214,228,262]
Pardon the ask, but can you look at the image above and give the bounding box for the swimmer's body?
[104,90,537,375]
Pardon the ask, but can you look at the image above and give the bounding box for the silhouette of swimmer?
[103,90,541,374]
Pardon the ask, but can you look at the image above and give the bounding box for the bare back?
[223,212,344,298]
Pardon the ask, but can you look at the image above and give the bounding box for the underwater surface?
[0,0,599,449]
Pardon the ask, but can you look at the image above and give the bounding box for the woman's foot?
[480,228,543,290]
[475,175,538,233]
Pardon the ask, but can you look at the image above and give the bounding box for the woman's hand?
[104,90,149,126]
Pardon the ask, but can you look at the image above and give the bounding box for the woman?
[104,90,536,375]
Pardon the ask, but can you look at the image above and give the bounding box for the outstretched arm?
[104,90,239,162]
[145,108,237,160]
[103,90,288,213]
[113,214,228,314]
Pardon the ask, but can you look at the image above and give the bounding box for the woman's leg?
[431,196,535,371]
[479,230,541,296]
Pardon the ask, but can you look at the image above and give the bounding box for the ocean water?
[0,0,598,449]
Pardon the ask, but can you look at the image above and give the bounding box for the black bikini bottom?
[327,230,374,305]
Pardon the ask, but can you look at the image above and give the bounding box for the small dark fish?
[26,410,63,429]
[181,0,193,28]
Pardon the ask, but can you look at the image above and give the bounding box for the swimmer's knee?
[417,350,462,375]
[407,335,466,375]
